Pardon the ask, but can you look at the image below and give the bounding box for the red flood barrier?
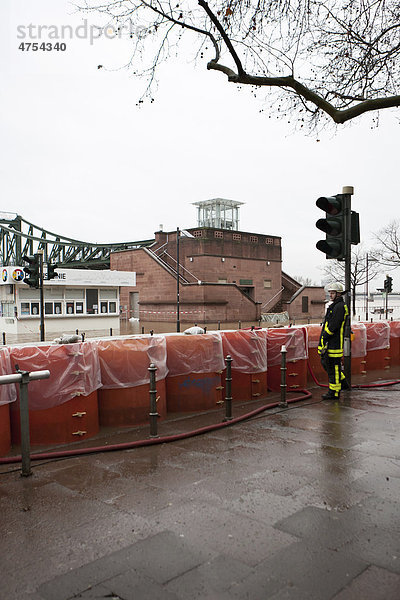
[8,342,101,445]
[165,333,225,412]
[218,329,268,401]
[96,335,168,427]
[0,348,16,456]
[389,321,400,366]
[351,322,367,375]
[303,324,326,383]
[364,322,391,371]
[266,327,308,392]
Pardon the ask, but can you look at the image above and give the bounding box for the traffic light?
[22,254,40,288]
[351,211,360,245]
[46,262,58,281]
[316,194,346,260]
[384,275,393,293]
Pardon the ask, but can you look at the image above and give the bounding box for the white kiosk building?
[0,266,136,342]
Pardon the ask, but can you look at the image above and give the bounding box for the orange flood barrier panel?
[96,336,168,427]
[389,321,400,366]
[219,329,268,401]
[304,324,327,383]
[165,333,225,412]
[364,322,391,371]
[351,322,367,375]
[0,348,16,456]
[266,327,308,392]
[10,392,99,445]
[8,341,101,445]
[0,404,11,456]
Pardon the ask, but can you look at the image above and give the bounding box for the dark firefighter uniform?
[318,294,349,397]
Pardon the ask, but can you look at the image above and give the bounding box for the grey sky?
[1,0,399,290]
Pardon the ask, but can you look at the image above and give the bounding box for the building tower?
[192,199,244,231]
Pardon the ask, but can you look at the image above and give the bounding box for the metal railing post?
[279,345,288,408]
[224,355,233,421]
[0,368,50,477]
[148,363,159,438]
[18,370,32,477]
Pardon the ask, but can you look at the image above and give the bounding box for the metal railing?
[261,286,284,312]
[0,369,50,476]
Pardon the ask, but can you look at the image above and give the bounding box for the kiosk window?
[86,289,99,314]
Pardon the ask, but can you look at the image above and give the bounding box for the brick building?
[110,200,325,325]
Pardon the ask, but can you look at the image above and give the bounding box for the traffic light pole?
[38,251,45,342]
[343,186,353,386]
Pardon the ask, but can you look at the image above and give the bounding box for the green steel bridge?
[0,213,153,269]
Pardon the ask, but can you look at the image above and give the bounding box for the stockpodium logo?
[17,19,143,46]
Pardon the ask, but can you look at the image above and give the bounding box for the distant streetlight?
[365,253,378,321]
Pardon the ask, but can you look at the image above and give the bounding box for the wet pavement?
[1,371,400,599]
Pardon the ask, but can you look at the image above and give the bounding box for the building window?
[264,279,272,288]
[31,303,40,315]
[218,278,227,284]
[86,289,99,314]
[214,231,223,239]
[100,288,117,300]
[265,238,273,245]
[233,233,241,241]
[45,302,62,315]
[21,302,30,316]
[45,302,53,315]
[193,230,203,237]
[250,235,258,243]
[100,300,117,314]
[76,302,84,314]
[274,238,280,246]
[302,296,309,313]
[66,302,75,314]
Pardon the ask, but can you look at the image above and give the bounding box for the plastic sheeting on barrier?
[0,347,17,406]
[389,321,400,366]
[305,324,322,349]
[218,329,268,373]
[96,335,168,388]
[365,322,390,351]
[8,341,101,410]
[266,327,308,366]
[351,323,367,358]
[389,321,400,338]
[166,333,225,376]
[217,329,268,401]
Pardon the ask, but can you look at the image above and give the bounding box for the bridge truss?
[0,213,153,269]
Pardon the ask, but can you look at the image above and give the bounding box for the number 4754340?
[19,42,66,51]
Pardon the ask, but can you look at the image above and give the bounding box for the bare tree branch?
[80,0,400,126]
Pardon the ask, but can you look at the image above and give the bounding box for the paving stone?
[331,564,400,600]
[343,525,400,574]
[102,570,180,600]
[165,554,253,598]
[275,505,364,548]
[248,541,368,599]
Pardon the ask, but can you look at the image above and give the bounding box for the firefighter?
[318,282,349,399]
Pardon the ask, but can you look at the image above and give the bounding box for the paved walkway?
[1,373,400,599]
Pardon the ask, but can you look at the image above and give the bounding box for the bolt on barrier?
[0,368,50,476]
[224,355,233,421]
[279,345,288,407]
[148,363,159,438]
